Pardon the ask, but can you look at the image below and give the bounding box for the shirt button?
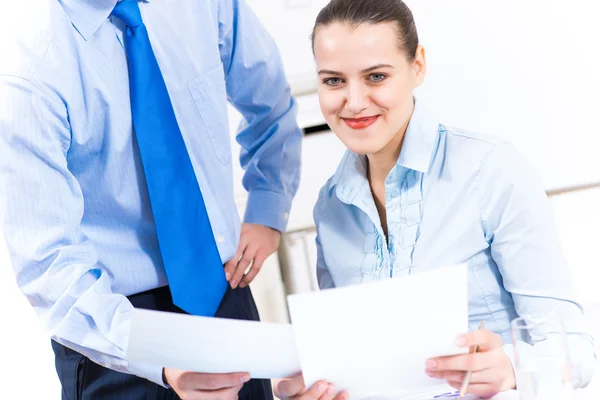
[216,235,225,243]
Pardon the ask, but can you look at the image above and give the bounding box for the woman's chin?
[345,141,385,156]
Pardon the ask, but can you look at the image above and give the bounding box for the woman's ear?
[412,45,427,87]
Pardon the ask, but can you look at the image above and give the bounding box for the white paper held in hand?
[287,263,469,399]
[127,309,301,379]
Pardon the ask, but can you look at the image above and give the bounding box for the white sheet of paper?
[127,309,301,379]
[287,264,469,399]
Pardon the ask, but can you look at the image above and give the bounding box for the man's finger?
[224,243,246,282]
[184,372,250,391]
[231,244,258,289]
[196,384,244,400]
[239,250,268,288]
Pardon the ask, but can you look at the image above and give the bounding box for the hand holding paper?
[127,264,470,399]
[426,327,516,398]
[286,264,469,399]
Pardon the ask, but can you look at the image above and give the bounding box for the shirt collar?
[396,97,440,174]
[59,0,152,40]
[328,98,440,198]
[327,150,369,201]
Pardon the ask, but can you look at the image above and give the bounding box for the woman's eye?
[369,73,387,82]
[323,77,343,86]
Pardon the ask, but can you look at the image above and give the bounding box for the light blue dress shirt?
[313,99,596,387]
[0,0,301,385]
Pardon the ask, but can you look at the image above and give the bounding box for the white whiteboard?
[246,0,600,192]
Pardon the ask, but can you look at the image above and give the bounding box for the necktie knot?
[111,0,143,28]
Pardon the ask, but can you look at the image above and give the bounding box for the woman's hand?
[425,329,516,398]
[274,373,348,400]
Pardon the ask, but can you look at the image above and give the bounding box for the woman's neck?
[365,102,415,239]
[367,125,407,186]
[366,122,408,241]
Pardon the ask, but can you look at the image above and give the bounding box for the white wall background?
[250,0,600,192]
[406,0,600,192]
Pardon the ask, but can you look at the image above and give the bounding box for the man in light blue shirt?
[0,0,301,398]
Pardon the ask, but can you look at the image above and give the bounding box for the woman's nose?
[345,83,370,114]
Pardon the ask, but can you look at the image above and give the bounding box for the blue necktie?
[112,0,227,316]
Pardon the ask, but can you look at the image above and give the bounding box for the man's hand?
[224,223,281,289]
[163,368,249,400]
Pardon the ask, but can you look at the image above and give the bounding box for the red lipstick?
[342,116,379,130]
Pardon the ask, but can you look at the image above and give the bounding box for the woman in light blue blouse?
[275,0,596,399]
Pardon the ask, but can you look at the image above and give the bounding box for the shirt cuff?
[244,190,292,233]
[128,361,167,388]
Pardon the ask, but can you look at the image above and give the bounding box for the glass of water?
[511,317,574,400]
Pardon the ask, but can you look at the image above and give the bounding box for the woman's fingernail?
[456,336,467,347]
[427,360,437,369]
[231,280,237,288]
[225,272,231,281]
[326,386,336,396]
[241,374,251,383]
[317,382,327,392]
[426,369,435,377]
[240,282,247,288]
